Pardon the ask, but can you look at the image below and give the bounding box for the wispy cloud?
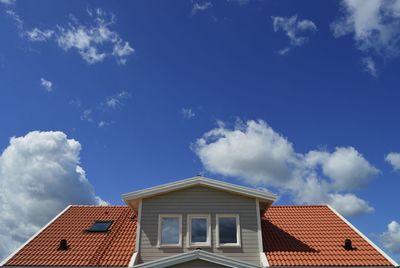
[361,57,378,77]
[40,77,53,92]
[105,91,131,109]
[271,15,317,55]
[191,2,212,16]
[182,108,195,119]
[0,0,15,6]
[5,8,134,65]
[80,109,93,123]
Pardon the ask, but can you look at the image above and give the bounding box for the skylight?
[88,221,113,232]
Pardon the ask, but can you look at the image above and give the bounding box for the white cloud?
[385,152,400,171]
[6,8,134,65]
[0,131,105,261]
[40,77,53,92]
[80,109,93,122]
[0,0,15,5]
[193,119,377,216]
[329,193,374,216]
[25,28,54,42]
[361,57,378,77]
[5,9,23,31]
[271,15,317,55]
[105,91,131,109]
[331,0,400,57]
[98,121,109,128]
[181,108,195,119]
[192,2,212,16]
[380,221,400,254]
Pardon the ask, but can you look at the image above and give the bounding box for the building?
[1,176,398,268]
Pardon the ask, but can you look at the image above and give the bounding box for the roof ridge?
[70,205,129,208]
[270,204,328,208]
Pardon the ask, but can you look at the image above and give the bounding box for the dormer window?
[157,214,182,247]
[216,214,241,247]
[187,214,211,247]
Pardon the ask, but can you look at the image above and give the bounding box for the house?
[1,176,398,268]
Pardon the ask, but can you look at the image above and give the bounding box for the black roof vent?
[344,239,353,250]
[59,239,69,250]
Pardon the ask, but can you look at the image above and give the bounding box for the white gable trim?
[0,205,72,267]
[133,249,260,268]
[122,176,276,209]
[327,205,399,267]
[256,199,269,267]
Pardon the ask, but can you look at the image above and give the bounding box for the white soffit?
[122,176,277,209]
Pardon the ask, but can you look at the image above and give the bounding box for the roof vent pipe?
[59,239,69,250]
[344,239,353,250]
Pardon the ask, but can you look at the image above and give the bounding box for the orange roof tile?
[5,206,137,267]
[263,205,393,267]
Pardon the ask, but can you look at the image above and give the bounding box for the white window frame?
[157,214,182,248]
[187,214,211,248]
[216,214,241,248]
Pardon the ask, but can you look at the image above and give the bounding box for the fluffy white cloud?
[192,2,212,16]
[6,8,134,65]
[271,15,317,55]
[40,77,53,92]
[193,119,377,216]
[380,221,400,254]
[181,108,195,119]
[306,147,379,191]
[105,91,131,109]
[361,57,378,77]
[385,152,400,171]
[331,0,400,57]
[331,0,400,75]
[0,131,105,262]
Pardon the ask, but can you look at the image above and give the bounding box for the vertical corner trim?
[256,199,269,267]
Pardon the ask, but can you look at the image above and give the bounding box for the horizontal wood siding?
[139,186,260,265]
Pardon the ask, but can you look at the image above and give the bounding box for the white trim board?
[0,205,72,266]
[327,205,399,267]
[133,249,260,268]
[122,176,277,210]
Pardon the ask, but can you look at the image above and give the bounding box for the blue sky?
[1,0,400,262]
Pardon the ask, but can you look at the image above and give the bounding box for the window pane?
[191,218,207,243]
[219,217,237,244]
[161,217,180,244]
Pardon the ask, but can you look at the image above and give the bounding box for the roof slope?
[263,205,394,267]
[4,206,137,267]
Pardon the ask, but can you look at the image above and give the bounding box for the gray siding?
[169,259,227,268]
[139,186,261,266]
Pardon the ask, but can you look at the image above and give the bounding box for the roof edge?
[133,249,260,268]
[122,176,277,207]
[0,205,72,267]
[327,205,399,267]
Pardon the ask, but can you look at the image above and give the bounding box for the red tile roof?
[263,205,393,267]
[4,204,394,267]
[5,206,137,267]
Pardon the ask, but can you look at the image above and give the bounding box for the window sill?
[217,244,241,248]
[187,244,211,248]
[157,244,182,248]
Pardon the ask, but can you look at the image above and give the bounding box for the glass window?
[158,215,182,247]
[187,215,210,247]
[88,221,112,232]
[217,214,240,247]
